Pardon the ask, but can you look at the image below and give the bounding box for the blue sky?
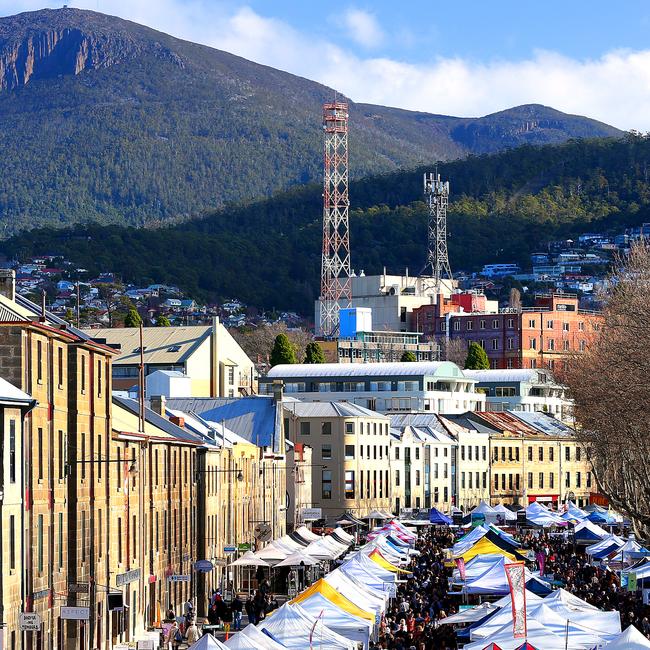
[4,0,650,129]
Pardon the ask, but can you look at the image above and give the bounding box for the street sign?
[629,572,638,592]
[237,543,251,552]
[116,568,141,586]
[301,508,322,521]
[68,583,89,594]
[168,575,191,582]
[61,607,90,621]
[19,612,42,632]
[194,560,214,573]
[224,546,237,554]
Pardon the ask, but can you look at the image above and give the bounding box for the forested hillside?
[0,8,620,233]
[5,135,650,314]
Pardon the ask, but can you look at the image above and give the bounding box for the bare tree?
[565,242,650,537]
[509,288,522,310]
[230,323,312,368]
[440,338,467,366]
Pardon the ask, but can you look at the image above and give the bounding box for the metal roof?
[165,396,280,451]
[470,411,555,437]
[113,396,204,444]
[463,369,556,385]
[86,326,211,365]
[282,401,388,419]
[266,361,468,380]
[509,411,575,437]
[0,378,35,406]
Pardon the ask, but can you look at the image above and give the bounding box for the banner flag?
[505,561,527,639]
[456,557,466,581]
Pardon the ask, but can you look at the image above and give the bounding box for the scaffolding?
[319,102,351,337]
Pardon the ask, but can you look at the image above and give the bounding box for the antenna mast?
[424,171,452,292]
[319,101,351,337]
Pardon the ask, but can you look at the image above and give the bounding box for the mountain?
[5,134,650,315]
[0,8,622,234]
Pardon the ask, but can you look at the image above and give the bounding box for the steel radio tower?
[424,172,452,292]
[319,102,351,337]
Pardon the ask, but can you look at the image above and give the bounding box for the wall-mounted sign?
[224,546,236,554]
[301,508,322,521]
[116,568,141,586]
[194,560,214,573]
[19,612,42,632]
[61,607,90,621]
[168,575,191,582]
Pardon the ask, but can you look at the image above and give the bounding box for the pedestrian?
[186,618,201,644]
[222,603,233,639]
[165,620,182,650]
[245,596,256,625]
[232,595,244,630]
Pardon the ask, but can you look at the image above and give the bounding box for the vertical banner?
[455,557,466,581]
[505,561,527,639]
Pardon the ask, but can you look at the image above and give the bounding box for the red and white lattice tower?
[319,102,351,337]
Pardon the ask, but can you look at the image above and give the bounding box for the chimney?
[0,270,15,302]
[170,415,185,428]
[150,394,167,416]
[272,380,284,404]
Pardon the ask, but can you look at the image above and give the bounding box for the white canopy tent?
[606,625,650,649]
[230,551,270,567]
[257,602,355,650]
[189,635,229,650]
[324,568,387,616]
[275,551,321,568]
[586,534,625,557]
[224,622,287,649]
[492,503,517,522]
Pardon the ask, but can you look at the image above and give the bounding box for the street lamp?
[194,467,244,483]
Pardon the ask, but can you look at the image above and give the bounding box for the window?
[515,447,520,462]
[480,319,486,329]
[508,474,513,490]
[494,474,499,489]
[453,321,460,331]
[444,487,448,502]
[549,473,554,489]
[482,472,487,489]
[9,420,16,483]
[576,447,581,461]
[467,321,474,331]
[434,463,439,479]
[9,514,15,570]
[494,448,499,461]
[538,447,543,462]
[37,340,43,383]
[434,486,439,502]
[415,448,420,460]
[38,514,44,572]
[440,321,446,332]
[491,339,499,350]
[468,472,473,488]
[548,339,555,351]
[539,472,544,489]
[528,447,532,461]
[515,474,520,490]
[345,422,354,435]
[501,447,505,462]
[81,432,86,480]
[395,470,400,486]
[587,472,592,488]
[444,463,448,479]
[98,509,103,558]
[400,307,407,323]
[492,319,499,329]
[528,472,533,489]
[468,446,473,461]
[501,474,506,490]
[300,422,311,436]
[507,338,514,350]
[529,319,536,328]
[565,447,570,461]
[565,472,571,488]
[321,421,332,435]
[461,446,465,461]
[81,355,85,392]
[58,347,63,387]
[97,434,102,480]
[82,511,86,562]
[344,445,355,460]
[38,428,43,480]
[322,470,332,499]
[549,447,554,462]
[496,387,516,397]
[322,444,332,460]
[395,447,400,460]
[479,340,486,349]
[482,447,486,461]
[579,340,586,352]
[507,318,514,328]
[562,322,570,332]
[576,472,582,487]
[530,338,537,350]
[578,321,585,331]
[508,447,513,461]
[132,514,137,559]
[415,470,421,486]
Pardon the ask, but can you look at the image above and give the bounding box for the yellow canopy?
[455,536,516,563]
[368,549,411,574]
[290,579,374,621]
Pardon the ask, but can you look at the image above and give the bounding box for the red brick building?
[414,293,602,370]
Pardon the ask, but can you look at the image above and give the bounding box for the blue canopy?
[429,508,453,525]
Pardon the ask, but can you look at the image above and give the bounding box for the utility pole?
[319,101,351,337]
[424,172,452,293]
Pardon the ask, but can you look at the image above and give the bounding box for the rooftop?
[0,377,35,407]
[463,369,557,385]
[266,361,467,380]
[282,401,388,419]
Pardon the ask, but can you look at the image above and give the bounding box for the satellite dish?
[254,522,272,542]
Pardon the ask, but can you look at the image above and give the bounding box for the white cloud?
[3,1,650,130]
[341,8,384,48]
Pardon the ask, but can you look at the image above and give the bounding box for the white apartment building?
[262,362,485,414]
[463,368,572,422]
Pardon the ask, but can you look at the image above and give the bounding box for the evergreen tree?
[124,308,143,328]
[270,333,297,366]
[464,342,490,369]
[400,350,417,362]
[157,315,171,327]
[304,341,326,364]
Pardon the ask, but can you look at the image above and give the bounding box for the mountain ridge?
[0,8,623,233]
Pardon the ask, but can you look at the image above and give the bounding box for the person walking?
[186,619,201,644]
[232,595,244,631]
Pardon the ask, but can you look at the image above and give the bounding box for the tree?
[464,342,490,369]
[304,341,326,364]
[157,315,171,327]
[400,350,417,362]
[440,338,467,366]
[270,333,297,367]
[565,242,650,537]
[231,323,310,367]
[124,308,143,328]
